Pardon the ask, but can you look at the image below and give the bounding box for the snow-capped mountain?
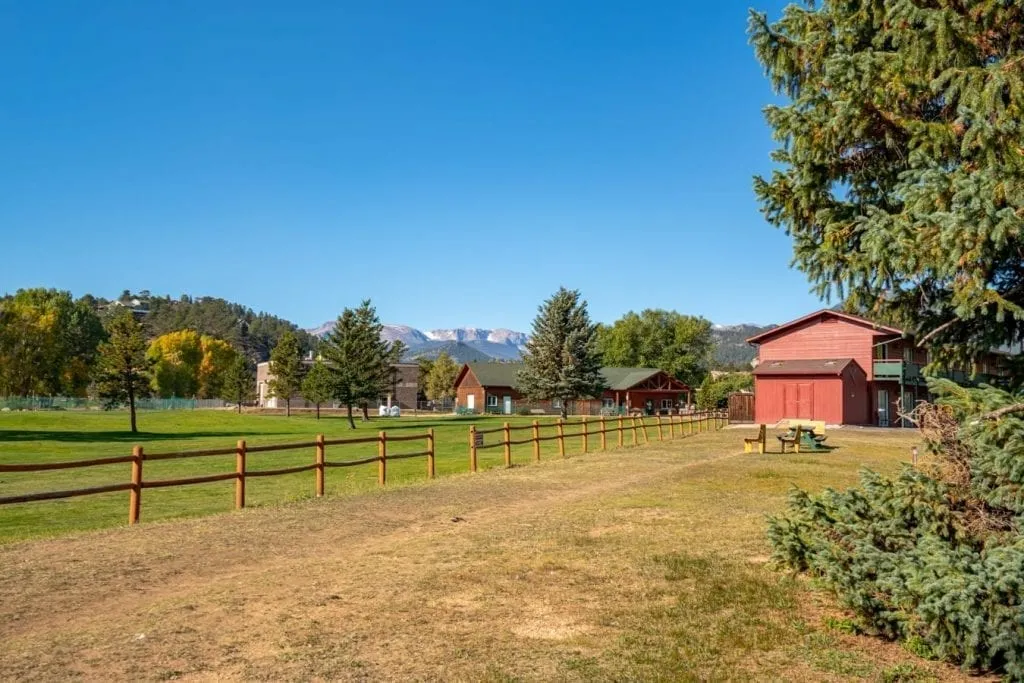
[306,323,530,363]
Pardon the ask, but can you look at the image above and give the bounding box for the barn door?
[797,383,813,419]
[784,383,814,419]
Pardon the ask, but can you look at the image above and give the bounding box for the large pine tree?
[517,288,606,419]
[750,2,1024,370]
[319,300,396,428]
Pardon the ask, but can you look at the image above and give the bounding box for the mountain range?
[306,322,774,367]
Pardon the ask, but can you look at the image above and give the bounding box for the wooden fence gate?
[728,392,755,423]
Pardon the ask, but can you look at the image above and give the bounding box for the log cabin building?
[747,309,1012,427]
[454,362,692,415]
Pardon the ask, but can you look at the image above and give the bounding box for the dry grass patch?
[0,427,983,681]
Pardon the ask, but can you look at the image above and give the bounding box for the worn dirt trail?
[1,438,743,681]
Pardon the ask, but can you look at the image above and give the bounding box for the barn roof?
[458,362,687,391]
[745,309,904,345]
[752,358,856,377]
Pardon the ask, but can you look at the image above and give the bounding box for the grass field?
[0,424,976,681]
[0,409,689,543]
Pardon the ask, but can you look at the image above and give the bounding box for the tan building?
[256,360,420,410]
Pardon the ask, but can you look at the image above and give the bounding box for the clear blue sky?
[1,0,820,331]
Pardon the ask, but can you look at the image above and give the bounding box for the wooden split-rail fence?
[0,411,727,526]
[467,411,727,471]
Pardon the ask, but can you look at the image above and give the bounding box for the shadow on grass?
[0,430,296,444]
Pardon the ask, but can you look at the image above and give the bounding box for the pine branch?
[982,403,1024,420]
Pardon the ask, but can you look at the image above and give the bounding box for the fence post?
[378,431,387,485]
[315,433,325,497]
[129,445,143,525]
[669,415,676,439]
[657,415,664,441]
[631,416,639,446]
[600,416,607,450]
[235,439,246,510]
[617,416,624,447]
[582,416,589,453]
[640,417,649,443]
[469,426,478,473]
[532,420,541,462]
[427,428,435,479]
[504,422,512,468]
[557,419,566,458]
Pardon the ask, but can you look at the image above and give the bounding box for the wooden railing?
[467,411,728,472]
[0,410,728,527]
[0,429,435,525]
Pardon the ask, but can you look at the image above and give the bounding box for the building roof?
[745,309,904,345]
[752,358,856,377]
[459,362,688,391]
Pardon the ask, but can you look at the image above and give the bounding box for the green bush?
[768,379,1024,679]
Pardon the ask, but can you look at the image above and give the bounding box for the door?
[503,395,512,415]
[877,389,889,427]
[467,394,475,411]
[784,382,814,419]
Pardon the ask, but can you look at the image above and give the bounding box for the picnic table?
[777,426,831,453]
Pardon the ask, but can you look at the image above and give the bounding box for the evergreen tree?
[220,356,254,414]
[93,309,151,433]
[769,379,1024,677]
[425,351,459,402]
[517,288,606,419]
[301,359,334,420]
[320,300,396,428]
[750,2,1024,369]
[268,330,304,417]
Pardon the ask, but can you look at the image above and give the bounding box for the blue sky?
[1,0,818,331]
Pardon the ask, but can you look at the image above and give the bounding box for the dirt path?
[1,431,975,682]
[1,438,745,681]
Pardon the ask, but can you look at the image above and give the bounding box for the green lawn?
[0,409,703,543]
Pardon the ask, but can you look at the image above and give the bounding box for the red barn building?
[454,362,691,415]
[747,309,1011,427]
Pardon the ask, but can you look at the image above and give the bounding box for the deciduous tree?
[517,288,606,419]
[750,1,1024,369]
[0,289,104,396]
[425,351,459,402]
[93,309,151,433]
[198,336,239,399]
[268,331,304,416]
[147,330,203,398]
[596,309,713,387]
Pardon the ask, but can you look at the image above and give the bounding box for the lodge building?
[747,309,1012,427]
[454,362,692,415]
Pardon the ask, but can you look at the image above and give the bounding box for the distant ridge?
[306,323,528,364]
[306,321,775,367]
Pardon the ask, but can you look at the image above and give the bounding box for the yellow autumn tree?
[147,330,203,398]
[198,336,239,399]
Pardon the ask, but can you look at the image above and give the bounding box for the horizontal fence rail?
[466,411,727,472]
[0,429,436,525]
[0,411,727,527]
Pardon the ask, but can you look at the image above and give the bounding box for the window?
[661,399,672,410]
[486,395,498,407]
[552,398,562,409]
[602,398,615,408]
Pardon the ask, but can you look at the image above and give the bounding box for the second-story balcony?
[872,359,924,383]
